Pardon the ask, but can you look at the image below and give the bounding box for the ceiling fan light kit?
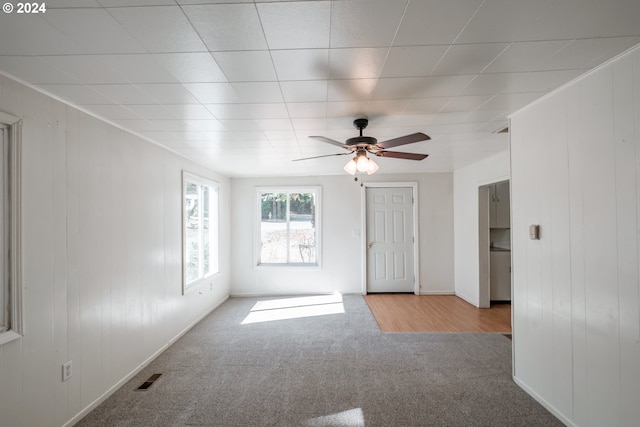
[295,118,430,175]
[344,151,379,175]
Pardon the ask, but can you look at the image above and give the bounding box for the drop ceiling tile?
[257,1,330,49]
[148,119,198,132]
[283,102,324,118]
[391,114,435,127]
[394,0,483,45]
[411,75,476,98]
[39,85,116,105]
[404,97,451,114]
[380,46,449,78]
[370,77,423,100]
[41,9,146,54]
[291,118,328,130]
[526,0,640,40]
[484,40,571,73]
[330,0,408,48]
[108,6,206,53]
[439,95,493,113]
[429,112,474,125]
[325,101,367,118]
[432,43,510,76]
[264,130,297,140]
[181,120,224,131]
[457,73,525,96]
[164,104,217,120]
[43,55,127,84]
[100,54,179,83]
[47,0,101,6]
[212,51,277,82]
[0,56,77,84]
[328,48,389,79]
[203,104,249,120]
[125,104,175,120]
[137,84,200,104]
[242,103,290,119]
[366,99,410,116]
[88,84,158,104]
[98,0,176,5]
[281,81,327,102]
[183,83,239,104]
[153,53,227,83]
[218,119,261,131]
[327,79,376,101]
[231,82,283,103]
[183,4,267,51]
[271,50,329,81]
[255,119,294,131]
[456,0,557,43]
[0,14,85,55]
[539,37,640,71]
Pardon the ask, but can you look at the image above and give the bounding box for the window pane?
[202,185,210,276]
[289,193,316,263]
[185,182,200,284]
[260,192,287,263]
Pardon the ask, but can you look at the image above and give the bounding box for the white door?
[366,187,415,293]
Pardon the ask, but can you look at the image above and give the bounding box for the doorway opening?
[478,180,511,309]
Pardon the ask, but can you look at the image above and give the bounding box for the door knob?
[367,243,373,249]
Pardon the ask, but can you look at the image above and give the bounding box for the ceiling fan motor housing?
[346,136,378,146]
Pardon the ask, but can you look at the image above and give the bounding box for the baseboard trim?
[63,294,229,427]
[418,291,455,295]
[512,376,576,427]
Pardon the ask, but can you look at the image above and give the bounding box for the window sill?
[256,263,320,269]
[183,271,220,295]
[0,330,22,346]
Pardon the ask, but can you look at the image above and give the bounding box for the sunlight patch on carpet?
[304,408,365,427]
[241,293,345,324]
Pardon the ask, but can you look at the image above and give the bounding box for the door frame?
[360,182,420,295]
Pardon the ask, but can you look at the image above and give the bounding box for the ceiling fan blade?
[375,151,429,161]
[293,152,352,162]
[377,132,430,149]
[309,135,351,149]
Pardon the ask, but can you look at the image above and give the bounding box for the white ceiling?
[1,0,639,177]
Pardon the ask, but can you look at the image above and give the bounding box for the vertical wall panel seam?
[611,67,623,427]
[563,91,575,420]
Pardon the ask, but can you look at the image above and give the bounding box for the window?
[183,172,218,292]
[257,187,320,266]
[1,112,22,346]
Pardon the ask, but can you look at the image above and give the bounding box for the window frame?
[255,186,321,268]
[182,171,219,294]
[0,111,23,346]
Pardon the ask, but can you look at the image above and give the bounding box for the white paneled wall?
[510,45,640,426]
[230,173,454,296]
[0,75,230,427]
[453,151,510,306]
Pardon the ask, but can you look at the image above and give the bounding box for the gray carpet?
[76,295,562,427]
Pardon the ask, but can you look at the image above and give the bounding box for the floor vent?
[136,373,162,390]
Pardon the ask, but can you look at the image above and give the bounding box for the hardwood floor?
[364,294,511,333]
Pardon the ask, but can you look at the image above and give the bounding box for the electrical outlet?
[62,361,72,382]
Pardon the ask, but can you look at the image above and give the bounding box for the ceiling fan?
[293,118,430,175]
